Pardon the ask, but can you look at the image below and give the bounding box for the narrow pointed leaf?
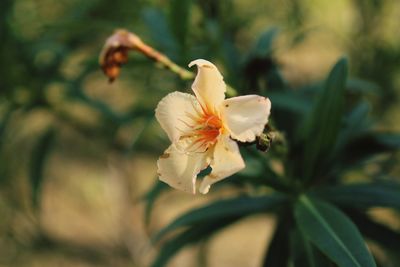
[336,101,371,150]
[30,128,55,208]
[301,58,348,180]
[262,216,290,267]
[251,27,279,59]
[168,0,192,55]
[142,8,179,59]
[154,193,286,242]
[295,195,376,267]
[339,133,400,168]
[313,182,400,210]
[151,216,242,267]
[345,209,400,252]
[144,180,169,224]
[290,228,333,267]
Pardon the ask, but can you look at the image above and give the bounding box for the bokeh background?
[1,0,400,266]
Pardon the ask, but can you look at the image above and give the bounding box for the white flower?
[156,59,271,194]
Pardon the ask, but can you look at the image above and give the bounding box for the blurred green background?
[1,0,400,266]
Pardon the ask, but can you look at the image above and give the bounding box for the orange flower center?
[195,114,222,143]
[181,112,223,152]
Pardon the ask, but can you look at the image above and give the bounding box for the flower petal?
[221,95,271,142]
[155,91,202,143]
[199,135,245,194]
[157,143,210,194]
[188,59,226,114]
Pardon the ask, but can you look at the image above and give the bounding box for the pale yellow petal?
[155,91,202,143]
[188,59,226,114]
[221,95,271,142]
[199,135,245,194]
[157,143,210,194]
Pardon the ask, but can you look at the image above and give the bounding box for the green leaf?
[262,215,290,267]
[151,216,242,267]
[290,228,333,267]
[301,58,348,180]
[336,101,371,150]
[338,133,400,168]
[30,128,56,208]
[144,180,169,224]
[346,78,380,95]
[268,91,311,114]
[142,8,179,60]
[251,27,279,59]
[295,195,376,267]
[313,182,400,210]
[168,0,192,57]
[345,209,400,252]
[154,193,286,242]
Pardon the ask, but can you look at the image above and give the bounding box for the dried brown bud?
[99,29,142,82]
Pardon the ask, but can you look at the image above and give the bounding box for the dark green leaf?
[142,8,179,60]
[290,228,333,267]
[151,216,242,267]
[251,27,279,59]
[154,193,286,242]
[268,92,311,114]
[295,195,376,267]
[345,209,400,252]
[262,215,290,267]
[30,128,56,208]
[144,180,169,224]
[168,0,192,56]
[336,101,371,150]
[236,149,290,192]
[0,106,13,151]
[338,133,400,168]
[265,66,288,91]
[346,78,380,95]
[301,58,348,180]
[313,182,400,210]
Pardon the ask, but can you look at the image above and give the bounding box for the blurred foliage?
[1,0,400,267]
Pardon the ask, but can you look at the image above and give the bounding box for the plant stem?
[100,29,238,96]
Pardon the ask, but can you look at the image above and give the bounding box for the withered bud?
[99,29,143,82]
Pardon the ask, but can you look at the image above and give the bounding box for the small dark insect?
[256,132,274,152]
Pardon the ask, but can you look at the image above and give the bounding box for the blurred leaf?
[338,133,400,169]
[154,193,286,242]
[295,195,376,267]
[30,128,56,208]
[268,92,311,114]
[151,215,242,267]
[144,180,169,224]
[168,0,192,57]
[236,149,290,192]
[301,58,348,180]
[345,209,400,252]
[262,215,290,267]
[336,101,371,150]
[142,8,179,60]
[290,228,333,267]
[346,78,380,95]
[265,66,288,91]
[0,106,13,150]
[242,28,280,93]
[313,181,400,210]
[250,27,279,59]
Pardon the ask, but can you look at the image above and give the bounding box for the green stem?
[132,32,238,96]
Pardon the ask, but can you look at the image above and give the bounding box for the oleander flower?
[156,59,271,194]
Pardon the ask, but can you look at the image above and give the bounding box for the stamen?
[177,105,223,154]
